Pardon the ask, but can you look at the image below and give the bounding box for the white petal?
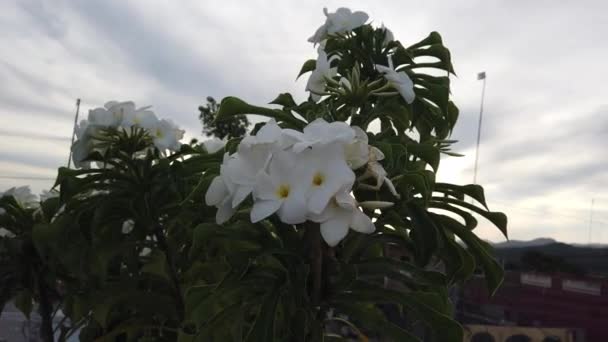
[216,198,236,224]
[253,172,277,201]
[308,186,336,215]
[205,176,229,206]
[320,214,350,247]
[203,138,226,154]
[232,185,253,208]
[384,177,401,198]
[334,190,356,210]
[250,200,282,223]
[256,119,282,143]
[268,150,296,179]
[350,209,375,234]
[277,193,308,224]
[396,72,416,104]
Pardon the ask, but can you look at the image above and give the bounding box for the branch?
[154,225,185,321]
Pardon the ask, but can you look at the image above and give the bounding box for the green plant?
[0,7,507,342]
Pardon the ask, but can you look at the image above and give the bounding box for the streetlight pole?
[473,72,486,185]
[67,98,81,168]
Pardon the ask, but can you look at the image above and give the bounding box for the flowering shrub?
[72,101,184,168]
[0,7,507,342]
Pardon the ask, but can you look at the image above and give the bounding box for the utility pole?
[473,72,486,185]
[67,98,81,168]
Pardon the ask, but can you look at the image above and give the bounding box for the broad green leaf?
[269,93,297,108]
[332,284,463,342]
[406,202,440,266]
[297,59,316,79]
[435,183,489,210]
[245,286,281,342]
[433,197,508,238]
[216,97,305,128]
[407,144,440,171]
[434,214,504,294]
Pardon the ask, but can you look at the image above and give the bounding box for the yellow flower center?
[312,172,324,186]
[276,184,290,198]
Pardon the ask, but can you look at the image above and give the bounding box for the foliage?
[0,7,507,342]
[199,96,249,139]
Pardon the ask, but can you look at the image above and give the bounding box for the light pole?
[473,72,486,185]
[67,98,81,168]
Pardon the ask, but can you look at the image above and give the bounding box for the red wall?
[461,272,608,342]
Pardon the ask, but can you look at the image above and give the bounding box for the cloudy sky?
[0,0,606,244]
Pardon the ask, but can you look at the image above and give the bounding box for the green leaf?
[354,258,446,287]
[269,93,297,108]
[433,197,507,238]
[14,289,33,318]
[297,59,316,79]
[406,202,440,266]
[331,303,420,342]
[407,143,440,171]
[435,183,489,210]
[141,250,170,281]
[407,31,444,50]
[332,284,463,342]
[434,214,504,294]
[245,287,281,342]
[216,96,305,129]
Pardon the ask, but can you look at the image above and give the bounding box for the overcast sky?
[0,0,606,244]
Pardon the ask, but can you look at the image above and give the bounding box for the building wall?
[459,272,608,342]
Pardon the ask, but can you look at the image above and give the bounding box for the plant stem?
[309,224,323,306]
[154,225,185,321]
[37,275,55,342]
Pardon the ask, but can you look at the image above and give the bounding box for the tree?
[199,96,249,139]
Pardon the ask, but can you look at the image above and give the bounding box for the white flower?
[205,174,237,224]
[1,186,38,208]
[202,138,226,154]
[358,147,400,198]
[239,119,287,150]
[308,7,369,43]
[250,151,307,224]
[71,122,97,169]
[149,119,184,151]
[344,126,369,169]
[285,118,355,153]
[206,146,271,224]
[306,46,338,102]
[121,107,158,129]
[295,143,355,214]
[376,58,416,104]
[309,189,374,246]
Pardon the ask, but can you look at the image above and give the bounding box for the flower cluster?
[0,186,37,208]
[306,8,415,105]
[72,101,184,168]
[205,119,396,246]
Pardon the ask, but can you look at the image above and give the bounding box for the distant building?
[457,271,608,342]
[463,324,576,342]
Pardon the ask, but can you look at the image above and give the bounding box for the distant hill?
[492,238,557,249]
[491,239,608,276]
